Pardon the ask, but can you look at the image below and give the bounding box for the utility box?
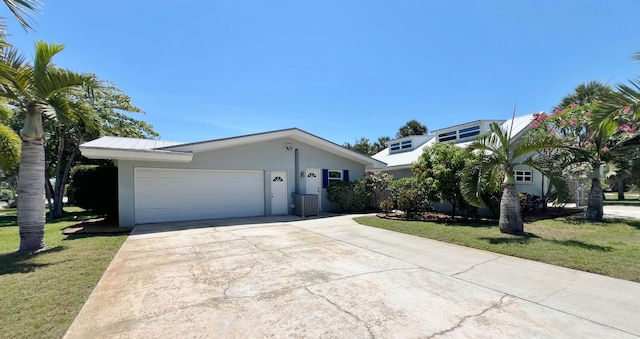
[294,194,319,217]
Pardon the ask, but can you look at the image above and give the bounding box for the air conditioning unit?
[294,194,319,217]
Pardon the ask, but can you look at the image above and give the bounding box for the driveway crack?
[304,286,375,338]
[427,294,508,338]
[452,256,501,277]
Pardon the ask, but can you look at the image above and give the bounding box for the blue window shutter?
[343,170,349,182]
[322,169,329,188]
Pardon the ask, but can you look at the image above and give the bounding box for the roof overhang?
[80,147,193,163]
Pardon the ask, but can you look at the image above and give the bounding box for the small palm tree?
[462,120,567,234]
[0,41,99,253]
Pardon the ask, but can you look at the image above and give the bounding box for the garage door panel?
[134,168,264,224]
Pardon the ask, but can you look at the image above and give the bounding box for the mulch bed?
[377,207,584,224]
[62,218,132,235]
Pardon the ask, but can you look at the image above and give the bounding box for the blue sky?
[5,1,640,145]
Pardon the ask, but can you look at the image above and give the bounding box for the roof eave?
[80,147,193,163]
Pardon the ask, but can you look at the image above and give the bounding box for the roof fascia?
[80,147,193,163]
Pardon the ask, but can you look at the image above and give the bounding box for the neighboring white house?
[80,128,386,227]
[372,113,548,198]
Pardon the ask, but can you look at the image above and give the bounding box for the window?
[514,170,532,183]
[437,124,481,143]
[328,170,343,181]
[459,125,480,139]
[389,140,412,153]
[438,131,457,142]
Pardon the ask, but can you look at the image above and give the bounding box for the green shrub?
[67,165,118,221]
[387,177,433,217]
[519,193,541,216]
[0,188,12,201]
[327,180,369,212]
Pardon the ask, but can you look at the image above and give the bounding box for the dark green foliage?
[386,177,433,217]
[327,180,368,212]
[67,165,118,221]
[519,193,541,216]
[413,143,475,216]
[396,120,428,138]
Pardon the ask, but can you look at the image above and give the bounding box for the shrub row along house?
[80,114,543,227]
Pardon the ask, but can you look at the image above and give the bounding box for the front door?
[305,168,321,211]
[271,171,287,215]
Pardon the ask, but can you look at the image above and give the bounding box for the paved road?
[64,215,640,338]
[603,204,640,219]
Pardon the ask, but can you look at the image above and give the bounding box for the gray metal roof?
[80,136,185,151]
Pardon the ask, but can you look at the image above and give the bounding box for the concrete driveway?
[65,215,640,338]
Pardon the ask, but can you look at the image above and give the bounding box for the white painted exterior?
[80,128,386,226]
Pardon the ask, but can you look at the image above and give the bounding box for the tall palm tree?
[0,41,99,253]
[462,121,567,234]
[0,1,42,173]
[554,81,612,111]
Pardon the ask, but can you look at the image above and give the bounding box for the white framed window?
[514,170,532,183]
[328,170,343,181]
[437,124,481,143]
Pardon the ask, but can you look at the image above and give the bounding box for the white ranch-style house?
[81,128,386,227]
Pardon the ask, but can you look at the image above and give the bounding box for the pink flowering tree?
[530,102,638,220]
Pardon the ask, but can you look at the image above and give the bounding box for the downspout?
[294,148,299,194]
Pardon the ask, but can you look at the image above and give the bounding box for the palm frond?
[522,159,568,202]
[512,133,567,160]
[2,0,41,32]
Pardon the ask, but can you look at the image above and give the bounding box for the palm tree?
[1,0,41,32]
[0,1,42,173]
[396,119,428,138]
[554,81,612,111]
[0,41,99,253]
[462,120,567,234]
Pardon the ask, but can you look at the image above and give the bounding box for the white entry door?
[271,171,287,215]
[305,168,321,211]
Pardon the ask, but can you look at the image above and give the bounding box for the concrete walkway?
[64,215,640,338]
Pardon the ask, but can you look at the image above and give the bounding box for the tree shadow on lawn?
[0,246,67,275]
[0,210,98,228]
[480,234,613,251]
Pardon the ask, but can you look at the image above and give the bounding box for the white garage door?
[134,168,265,224]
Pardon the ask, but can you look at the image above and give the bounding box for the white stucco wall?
[116,137,367,226]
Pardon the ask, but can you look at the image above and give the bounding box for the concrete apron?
[64,215,640,338]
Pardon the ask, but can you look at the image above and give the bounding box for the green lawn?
[354,215,640,282]
[0,208,128,339]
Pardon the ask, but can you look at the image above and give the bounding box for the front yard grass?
[0,208,127,339]
[354,215,640,282]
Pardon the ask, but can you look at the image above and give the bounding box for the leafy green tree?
[529,103,636,220]
[45,81,155,218]
[396,119,427,138]
[343,136,390,156]
[412,143,473,216]
[0,41,100,253]
[462,121,567,234]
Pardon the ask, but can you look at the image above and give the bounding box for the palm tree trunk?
[616,176,625,200]
[17,104,46,253]
[586,178,604,221]
[499,184,523,234]
[17,140,46,252]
